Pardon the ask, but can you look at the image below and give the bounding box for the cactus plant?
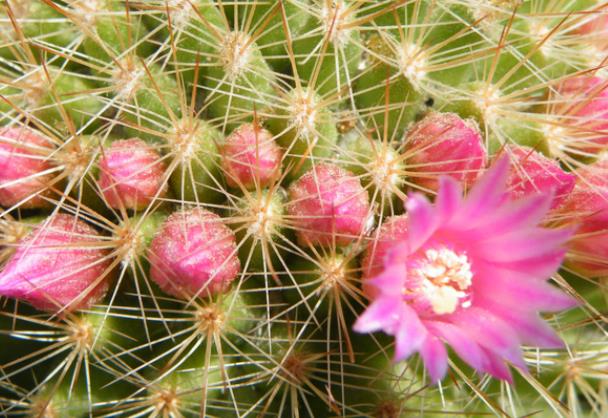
[0,1,607,417]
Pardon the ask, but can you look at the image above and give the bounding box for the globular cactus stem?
[0,1,607,417]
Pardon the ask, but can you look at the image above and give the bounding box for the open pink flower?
[354,157,576,383]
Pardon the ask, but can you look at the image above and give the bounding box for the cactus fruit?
[1,2,607,417]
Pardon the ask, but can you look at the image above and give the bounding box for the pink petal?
[393,303,428,361]
[495,311,565,348]
[436,176,462,224]
[474,227,572,263]
[419,334,448,383]
[368,263,408,297]
[494,251,568,279]
[451,307,526,371]
[482,348,514,383]
[456,155,510,221]
[426,321,486,372]
[353,297,402,334]
[405,194,438,252]
[467,193,553,234]
[473,265,578,311]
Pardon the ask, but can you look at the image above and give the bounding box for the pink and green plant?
[0,1,606,417]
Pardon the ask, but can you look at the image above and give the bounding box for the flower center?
[406,247,473,315]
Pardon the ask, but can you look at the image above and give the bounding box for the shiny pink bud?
[405,112,486,191]
[361,215,408,299]
[575,12,608,47]
[554,76,608,151]
[559,157,608,276]
[287,163,370,247]
[0,127,55,208]
[149,208,241,299]
[502,145,576,209]
[221,123,281,189]
[0,214,111,312]
[98,139,167,210]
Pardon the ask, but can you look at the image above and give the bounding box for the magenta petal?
[456,155,510,221]
[427,321,486,372]
[436,176,462,224]
[474,266,578,311]
[475,227,572,263]
[451,307,525,370]
[405,194,438,252]
[420,334,448,383]
[496,311,565,348]
[353,297,402,334]
[385,241,410,265]
[368,264,408,296]
[394,305,428,361]
[468,193,552,234]
[495,251,568,279]
[482,348,514,383]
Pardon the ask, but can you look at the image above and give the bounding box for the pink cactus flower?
[149,208,241,299]
[559,156,608,277]
[501,145,576,209]
[287,163,370,247]
[221,123,281,189]
[405,112,486,191]
[553,76,608,152]
[354,156,576,383]
[0,214,111,313]
[98,139,168,210]
[0,126,55,209]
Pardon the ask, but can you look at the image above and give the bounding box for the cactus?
[1,1,607,417]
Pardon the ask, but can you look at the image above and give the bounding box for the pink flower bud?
[98,139,168,210]
[0,127,55,208]
[149,208,241,299]
[221,123,281,189]
[575,12,608,48]
[0,214,111,313]
[553,76,608,152]
[361,215,408,299]
[501,145,576,209]
[559,157,608,276]
[405,112,486,191]
[287,163,370,247]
